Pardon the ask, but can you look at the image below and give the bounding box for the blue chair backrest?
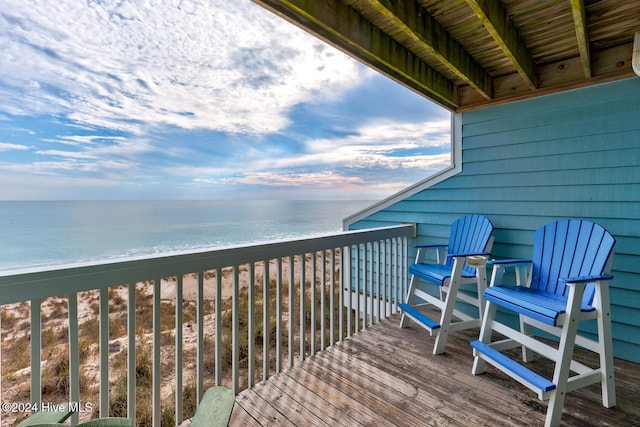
[530,220,615,305]
[446,214,494,276]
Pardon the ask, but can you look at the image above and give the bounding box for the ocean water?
[0,200,373,272]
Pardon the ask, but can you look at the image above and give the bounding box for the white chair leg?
[520,316,535,363]
[472,301,496,375]
[595,281,616,407]
[433,278,460,355]
[433,258,465,354]
[545,285,584,427]
[400,274,418,328]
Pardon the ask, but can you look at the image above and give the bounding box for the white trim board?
[343,112,462,228]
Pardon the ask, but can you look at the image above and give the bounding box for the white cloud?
[0,0,451,201]
[42,135,126,147]
[236,171,364,188]
[0,142,31,152]
[248,117,451,172]
[0,0,361,135]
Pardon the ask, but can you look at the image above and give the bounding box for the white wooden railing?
[0,224,414,426]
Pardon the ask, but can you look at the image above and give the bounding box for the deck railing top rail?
[0,223,415,305]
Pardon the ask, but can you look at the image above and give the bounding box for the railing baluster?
[363,243,368,329]
[375,240,381,322]
[197,272,204,399]
[215,268,222,386]
[128,284,136,421]
[152,279,161,427]
[68,293,80,426]
[288,255,294,369]
[355,244,361,332]
[391,239,404,311]
[30,299,41,411]
[232,266,239,394]
[403,236,409,310]
[310,251,317,356]
[248,263,255,388]
[99,288,109,418]
[320,250,326,351]
[330,248,336,346]
[384,239,390,317]
[175,275,184,425]
[299,254,306,362]
[0,307,2,426]
[263,260,270,380]
[343,245,350,338]
[275,257,283,373]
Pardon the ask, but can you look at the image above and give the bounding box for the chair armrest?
[447,252,491,258]
[413,244,448,264]
[560,275,613,285]
[488,258,531,266]
[488,259,531,288]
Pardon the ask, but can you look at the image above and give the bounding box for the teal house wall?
[347,77,640,363]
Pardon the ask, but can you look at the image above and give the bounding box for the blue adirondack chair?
[399,214,494,354]
[471,219,616,427]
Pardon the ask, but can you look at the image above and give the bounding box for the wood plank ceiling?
[252,0,640,111]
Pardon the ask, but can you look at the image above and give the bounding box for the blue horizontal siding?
[350,77,640,363]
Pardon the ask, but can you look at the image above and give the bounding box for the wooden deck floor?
[229,314,640,426]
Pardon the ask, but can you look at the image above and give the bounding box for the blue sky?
[0,0,451,200]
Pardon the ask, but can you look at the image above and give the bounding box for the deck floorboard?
[230,313,640,426]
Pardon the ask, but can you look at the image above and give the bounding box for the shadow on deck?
[229,313,639,426]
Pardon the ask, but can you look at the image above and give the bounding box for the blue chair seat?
[409,263,476,286]
[484,285,595,327]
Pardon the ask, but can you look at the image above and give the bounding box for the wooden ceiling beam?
[570,0,591,78]
[457,42,634,110]
[251,0,458,109]
[465,0,537,89]
[368,0,492,99]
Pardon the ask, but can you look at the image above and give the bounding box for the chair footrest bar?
[470,340,556,394]
[399,303,441,330]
